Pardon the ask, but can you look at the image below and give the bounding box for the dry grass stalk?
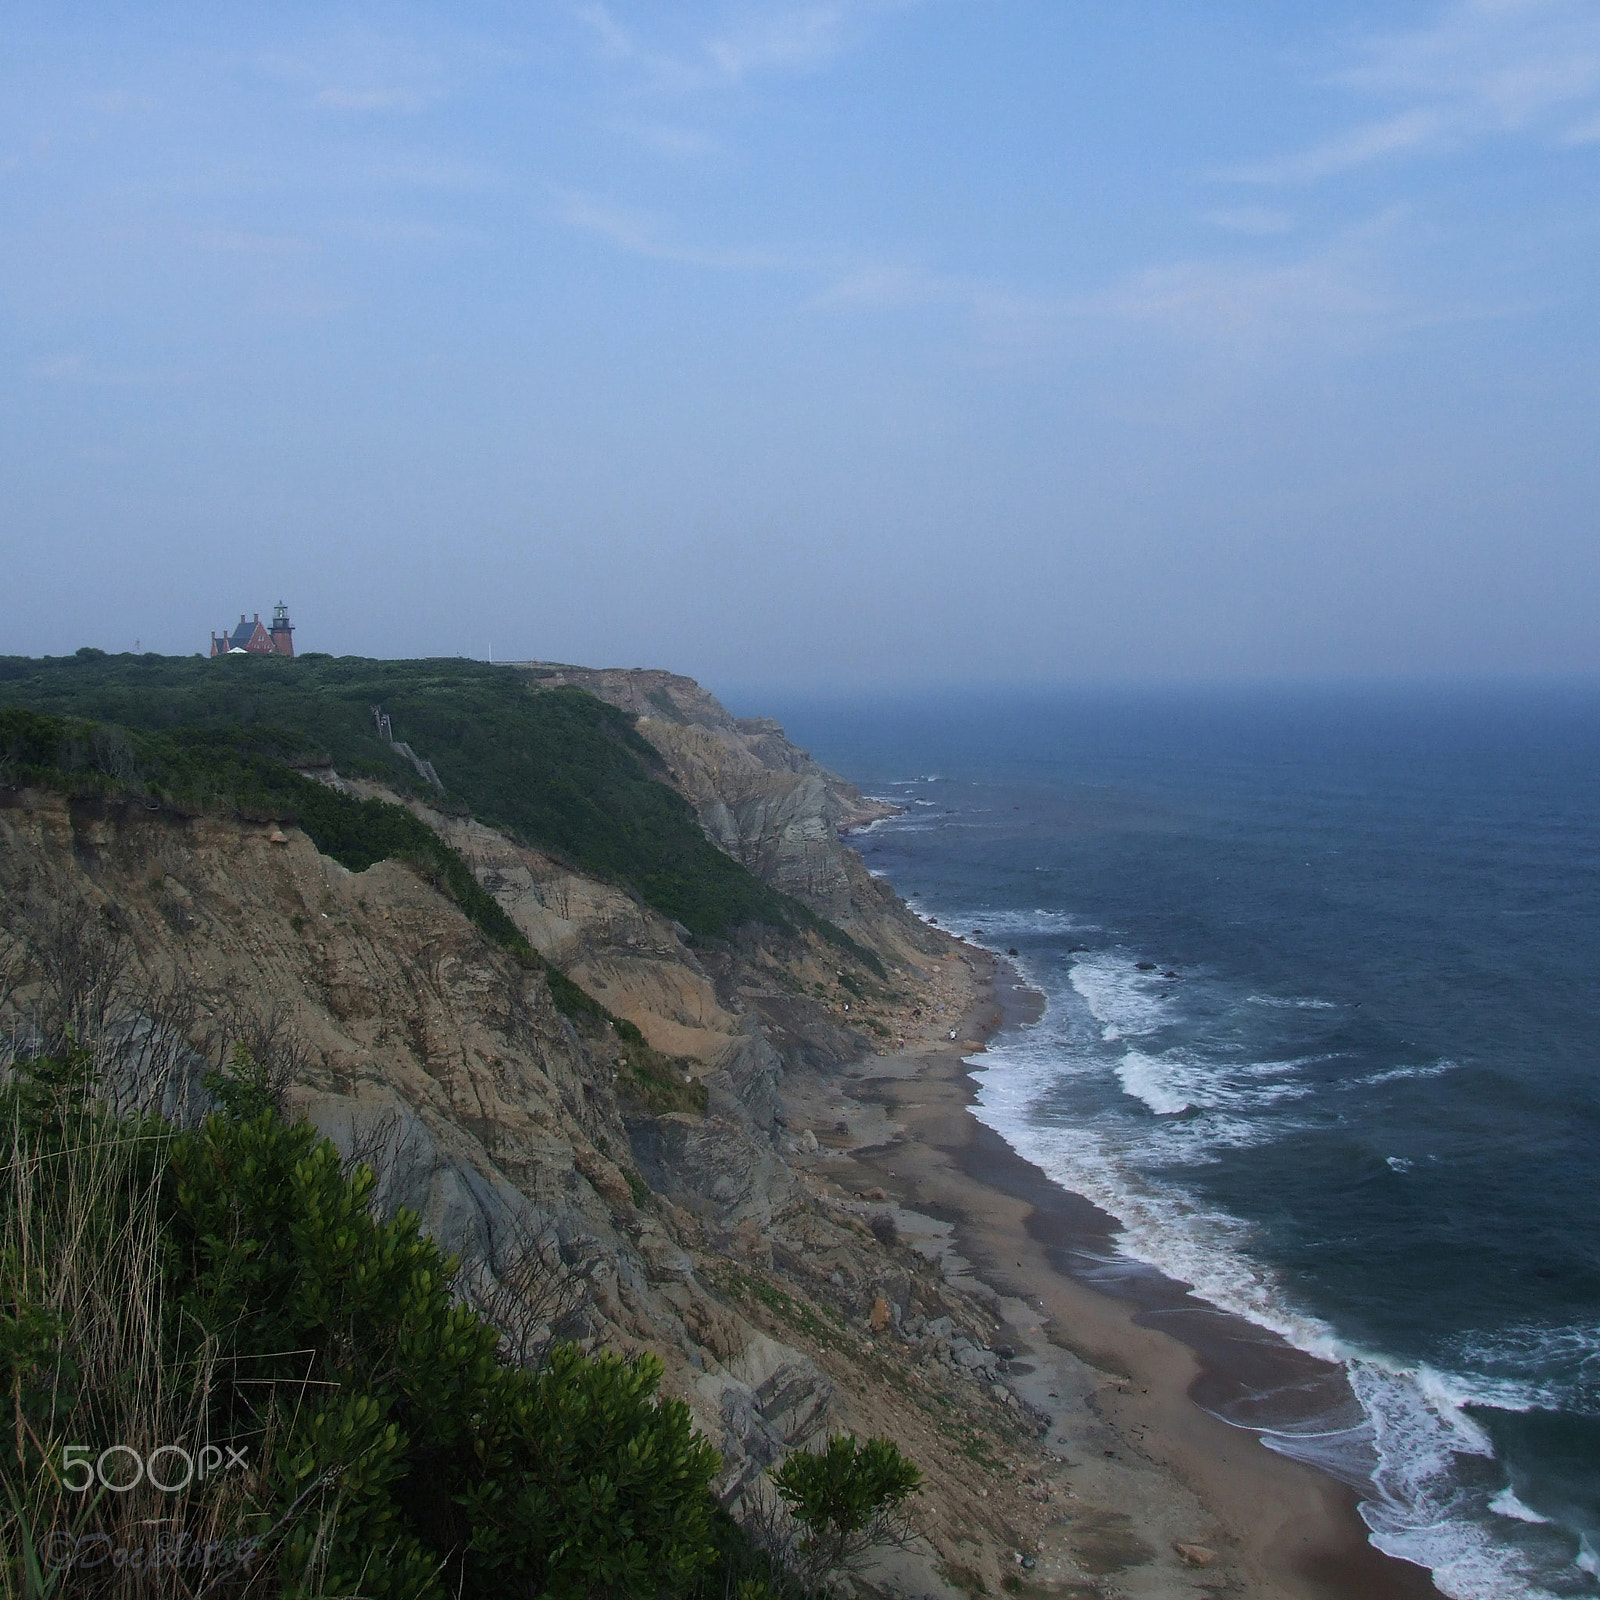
[0,1097,264,1596]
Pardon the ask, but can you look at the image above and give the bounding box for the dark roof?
[230,618,264,647]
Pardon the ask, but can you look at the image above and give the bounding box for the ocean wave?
[967,1033,1343,1358]
[1069,951,1173,1041]
[1493,1490,1556,1526]
[1354,1061,1462,1088]
[846,815,898,836]
[1114,1048,1318,1118]
[1247,993,1340,1010]
[1439,1322,1600,1419]
[1115,1051,1194,1116]
[1350,1360,1594,1599]
[943,906,1099,940]
[968,1007,1595,1600]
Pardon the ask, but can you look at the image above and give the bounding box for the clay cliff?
[0,669,1058,1598]
[519,664,918,961]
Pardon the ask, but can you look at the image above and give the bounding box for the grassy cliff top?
[0,651,853,949]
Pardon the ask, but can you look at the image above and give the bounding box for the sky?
[2,0,1598,690]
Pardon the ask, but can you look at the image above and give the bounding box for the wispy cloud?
[809,213,1437,359]
[705,5,857,80]
[31,353,89,381]
[1204,206,1298,236]
[29,353,188,387]
[576,2,633,60]
[196,229,317,257]
[1335,0,1600,122]
[1069,246,1393,343]
[609,120,719,158]
[810,261,972,310]
[1228,0,1600,182]
[89,91,157,114]
[331,218,486,247]
[550,188,785,269]
[360,157,499,191]
[551,177,1423,359]
[1561,110,1600,143]
[258,35,455,117]
[575,1,913,93]
[315,86,441,113]
[1230,109,1450,183]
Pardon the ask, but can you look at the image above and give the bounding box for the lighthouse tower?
[269,602,295,657]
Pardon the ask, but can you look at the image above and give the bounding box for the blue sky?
[3,1,1598,687]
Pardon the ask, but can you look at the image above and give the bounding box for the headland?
[0,651,1445,1599]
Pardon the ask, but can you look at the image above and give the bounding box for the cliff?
[519,663,921,962]
[0,664,1063,1598]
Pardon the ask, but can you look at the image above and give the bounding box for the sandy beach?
[789,939,1443,1600]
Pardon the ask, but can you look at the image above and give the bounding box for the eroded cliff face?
[515,663,933,968]
[0,678,1058,1599]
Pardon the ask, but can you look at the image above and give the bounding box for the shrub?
[0,1052,724,1598]
[616,1045,709,1118]
[768,1434,923,1591]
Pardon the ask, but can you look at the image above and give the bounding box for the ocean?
[747,682,1600,1600]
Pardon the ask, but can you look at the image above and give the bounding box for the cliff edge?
[0,660,1066,1599]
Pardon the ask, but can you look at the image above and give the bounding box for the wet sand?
[811,942,1442,1599]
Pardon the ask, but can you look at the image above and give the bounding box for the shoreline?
[805,937,1442,1599]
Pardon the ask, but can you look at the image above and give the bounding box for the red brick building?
[211,602,295,658]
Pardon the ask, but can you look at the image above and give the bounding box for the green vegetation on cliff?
[0,1054,920,1599]
[0,1052,750,1599]
[0,653,870,964]
[0,704,625,1035]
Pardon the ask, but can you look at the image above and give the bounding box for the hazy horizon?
[5,2,1598,688]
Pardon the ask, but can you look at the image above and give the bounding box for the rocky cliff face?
[515,664,932,968]
[0,674,1057,1598]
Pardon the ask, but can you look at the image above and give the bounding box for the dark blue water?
[741,683,1600,1600]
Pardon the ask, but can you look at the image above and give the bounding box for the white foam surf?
[1493,1490,1556,1525]
[1248,993,1341,1010]
[967,1015,1346,1358]
[1113,1047,1320,1120]
[965,964,1596,1600]
[1355,1061,1462,1088]
[1442,1321,1600,1418]
[1114,1050,1195,1116]
[1069,950,1172,1041]
[1348,1360,1591,1599]
[947,906,1100,942]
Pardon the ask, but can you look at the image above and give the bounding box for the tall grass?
[0,1057,274,1598]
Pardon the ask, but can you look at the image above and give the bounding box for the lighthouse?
[268,602,295,657]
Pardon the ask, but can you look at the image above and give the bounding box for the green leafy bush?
[769,1435,923,1590]
[1,1053,724,1598]
[615,1045,709,1118]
